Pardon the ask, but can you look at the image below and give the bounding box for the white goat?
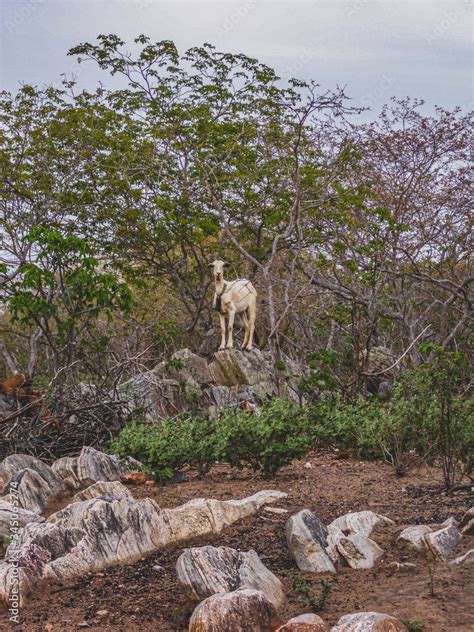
[208,259,257,351]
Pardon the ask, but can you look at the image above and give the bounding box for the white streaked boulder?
[188,588,278,632]
[286,509,336,573]
[330,612,407,631]
[176,545,285,611]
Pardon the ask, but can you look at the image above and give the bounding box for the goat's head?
[208,259,227,281]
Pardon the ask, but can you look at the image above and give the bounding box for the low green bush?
[305,350,473,486]
[215,398,311,478]
[110,399,309,482]
[110,414,217,483]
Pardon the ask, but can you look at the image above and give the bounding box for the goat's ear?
[207,262,215,268]
[222,261,228,267]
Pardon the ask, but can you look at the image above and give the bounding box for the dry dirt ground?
[1,453,473,632]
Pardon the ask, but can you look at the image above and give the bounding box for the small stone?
[77,623,89,628]
[96,610,109,617]
[152,564,164,572]
[304,462,313,469]
[264,506,288,514]
[388,561,417,572]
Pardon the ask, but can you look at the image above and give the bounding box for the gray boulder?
[397,525,432,552]
[188,588,278,632]
[208,349,275,398]
[176,545,285,611]
[0,454,64,498]
[286,509,336,573]
[423,524,461,560]
[52,447,134,490]
[328,511,394,537]
[327,510,393,570]
[6,468,65,514]
[336,533,383,570]
[331,612,407,631]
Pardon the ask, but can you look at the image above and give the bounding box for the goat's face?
[208,259,226,281]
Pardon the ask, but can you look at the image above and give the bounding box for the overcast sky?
[0,0,472,116]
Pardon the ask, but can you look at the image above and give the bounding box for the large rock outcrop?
[0,488,287,608]
[176,545,285,611]
[123,347,305,420]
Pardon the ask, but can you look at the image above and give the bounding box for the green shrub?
[110,414,217,483]
[110,399,310,482]
[305,350,473,485]
[292,572,332,612]
[215,399,310,478]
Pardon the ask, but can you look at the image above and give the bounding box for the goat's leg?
[218,314,227,351]
[241,312,250,349]
[226,306,236,349]
[246,299,256,350]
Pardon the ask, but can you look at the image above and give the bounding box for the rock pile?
[0,446,471,630]
[397,516,466,561]
[286,509,394,573]
[0,448,288,610]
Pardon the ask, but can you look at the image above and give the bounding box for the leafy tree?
[6,226,131,379]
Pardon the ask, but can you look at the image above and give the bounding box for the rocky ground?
[1,452,472,632]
